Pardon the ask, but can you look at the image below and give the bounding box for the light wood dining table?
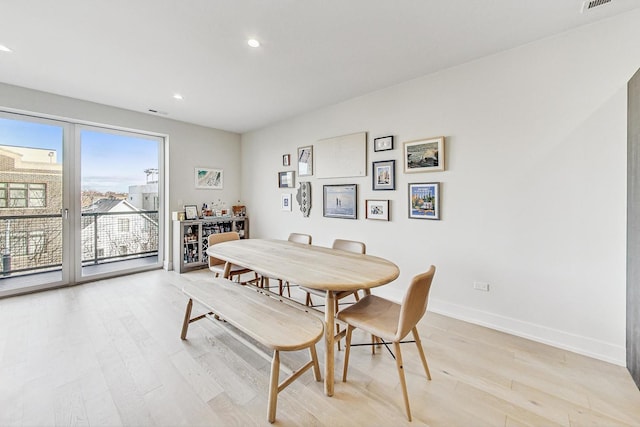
[206,238,400,396]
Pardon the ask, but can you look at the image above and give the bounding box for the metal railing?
[0,210,159,277]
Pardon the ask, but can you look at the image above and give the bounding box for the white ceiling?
[1,0,639,134]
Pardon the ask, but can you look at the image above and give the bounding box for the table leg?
[324,291,335,396]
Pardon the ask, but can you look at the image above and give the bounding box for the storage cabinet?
[173,217,249,273]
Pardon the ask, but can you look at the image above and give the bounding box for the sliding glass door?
[0,111,164,296]
[0,113,70,296]
[78,126,162,279]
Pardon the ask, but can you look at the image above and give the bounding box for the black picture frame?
[323,184,357,219]
[374,135,394,152]
[372,160,395,190]
[184,204,198,220]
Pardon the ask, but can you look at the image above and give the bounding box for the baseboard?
[428,298,626,367]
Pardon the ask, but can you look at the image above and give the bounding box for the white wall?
[241,10,640,365]
[0,83,241,267]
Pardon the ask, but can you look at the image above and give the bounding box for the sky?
[0,117,159,193]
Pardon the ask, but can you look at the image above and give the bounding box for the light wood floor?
[1,269,639,426]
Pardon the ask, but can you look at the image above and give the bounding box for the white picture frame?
[281,193,292,211]
[195,167,223,189]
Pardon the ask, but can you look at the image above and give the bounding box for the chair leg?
[278,279,283,296]
[180,298,193,340]
[309,344,322,382]
[342,325,354,381]
[268,350,280,423]
[305,292,312,307]
[335,298,341,351]
[393,341,412,422]
[412,326,431,380]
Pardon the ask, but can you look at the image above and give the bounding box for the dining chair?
[337,265,436,421]
[260,232,312,296]
[208,232,258,284]
[301,238,366,350]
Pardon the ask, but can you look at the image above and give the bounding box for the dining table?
[206,238,400,396]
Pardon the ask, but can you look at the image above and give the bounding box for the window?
[118,218,130,233]
[0,183,47,208]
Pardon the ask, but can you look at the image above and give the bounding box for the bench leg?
[181,298,193,340]
[309,344,322,382]
[268,350,280,423]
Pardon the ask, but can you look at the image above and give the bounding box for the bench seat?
[181,278,324,423]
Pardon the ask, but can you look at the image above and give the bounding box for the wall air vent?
[581,0,612,13]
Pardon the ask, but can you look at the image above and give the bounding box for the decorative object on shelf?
[195,167,224,189]
[184,205,198,220]
[298,145,313,176]
[283,154,291,166]
[374,135,394,152]
[404,136,445,173]
[278,171,295,188]
[281,193,292,211]
[323,184,357,219]
[372,160,395,191]
[408,182,440,220]
[233,204,246,216]
[366,199,390,221]
[297,182,311,217]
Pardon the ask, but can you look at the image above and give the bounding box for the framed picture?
[366,199,389,221]
[298,145,313,176]
[278,171,295,188]
[283,154,291,166]
[374,135,394,152]
[323,184,357,219]
[281,193,292,211]
[372,160,395,190]
[195,167,223,189]
[408,182,440,220]
[184,205,198,220]
[403,136,445,173]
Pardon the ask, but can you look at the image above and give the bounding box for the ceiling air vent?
[581,0,612,13]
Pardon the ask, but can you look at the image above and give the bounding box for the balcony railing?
[0,210,159,277]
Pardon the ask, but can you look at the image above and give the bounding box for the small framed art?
[374,135,394,152]
[366,200,389,221]
[281,193,292,211]
[404,136,445,173]
[323,184,357,219]
[184,205,198,220]
[298,145,313,176]
[278,171,295,188]
[283,154,291,166]
[372,160,395,190]
[408,182,440,220]
[195,167,223,189]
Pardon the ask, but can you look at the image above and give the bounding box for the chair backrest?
[396,265,436,341]
[288,233,312,245]
[208,232,240,267]
[332,239,366,254]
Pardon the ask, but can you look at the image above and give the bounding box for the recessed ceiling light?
[173,93,184,100]
[247,39,260,48]
[0,44,13,53]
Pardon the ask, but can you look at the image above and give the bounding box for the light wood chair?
[208,232,258,284]
[261,233,312,296]
[337,265,436,421]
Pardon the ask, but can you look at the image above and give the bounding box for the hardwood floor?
[1,268,639,426]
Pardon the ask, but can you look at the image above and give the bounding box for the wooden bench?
[180,278,324,423]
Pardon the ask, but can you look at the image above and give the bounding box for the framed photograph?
[195,167,223,189]
[366,200,389,221]
[403,136,445,173]
[281,193,292,211]
[298,145,313,176]
[278,171,295,188]
[374,135,394,152]
[372,160,395,190]
[283,154,291,166]
[323,184,357,219]
[408,182,440,220]
[184,205,198,220]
